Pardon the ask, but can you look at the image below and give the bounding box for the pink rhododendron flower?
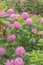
[18,0,25,3]
[7,8,14,14]
[14,57,24,65]
[10,14,16,19]
[0,47,5,56]
[31,29,38,34]
[21,12,29,19]
[40,18,43,24]
[7,34,16,41]
[12,22,21,28]
[5,59,15,65]
[10,14,21,19]
[5,60,10,65]
[6,21,11,27]
[25,18,33,26]
[15,14,21,18]
[15,46,26,56]
[0,10,6,17]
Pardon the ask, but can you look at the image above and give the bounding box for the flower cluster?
[10,14,21,19]
[7,34,16,42]
[5,46,26,65]
[7,9,14,15]
[0,10,6,17]
[0,47,5,56]
[15,46,26,56]
[6,58,24,65]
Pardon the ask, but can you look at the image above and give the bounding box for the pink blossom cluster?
[5,10,34,42]
[7,34,16,42]
[6,21,21,28]
[9,12,29,19]
[21,12,29,19]
[5,46,26,65]
[0,10,6,17]
[25,18,33,26]
[15,46,26,56]
[6,21,11,27]
[7,8,14,15]
[6,21,21,42]
[5,57,24,65]
[14,57,24,65]
[0,47,5,56]
[12,21,21,28]
[6,9,30,20]
[10,14,21,19]
[31,28,38,34]
[5,59,15,65]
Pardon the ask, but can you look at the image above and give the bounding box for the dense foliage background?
[0,0,43,16]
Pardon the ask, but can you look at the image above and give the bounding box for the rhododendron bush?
[0,0,43,65]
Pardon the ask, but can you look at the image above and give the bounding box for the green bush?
[0,0,43,16]
[24,50,43,65]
